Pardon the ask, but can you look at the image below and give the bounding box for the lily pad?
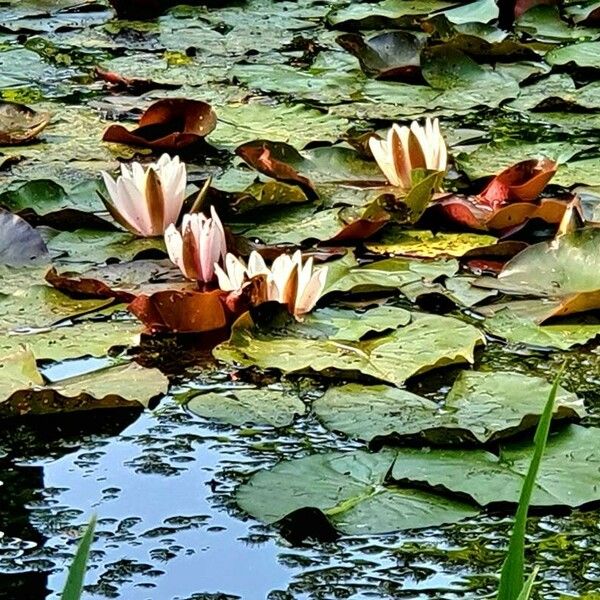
[46,229,166,267]
[483,308,600,350]
[0,359,169,418]
[391,424,600,507]
[0,101,50,145]
[214,309,484,387]
[237,450,478,535]
[185,386,305,427]
[314,372,584,444]
[0,210,49,267]
[324,253,458,295]
[475,228,600,319]
[0,315,140,362]
[212,103,349,149]
[546,41,600,69]
[366,229,497,258]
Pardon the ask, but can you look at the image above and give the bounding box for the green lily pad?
[324,253,458,295]
[366,229,497,258]
[0,359,169,418]
[214,309,484,387]
[327,0,455,27]
[212,103,349,149]
[477,228,600,298]
[314,371,583,444]
[391,425,600,507]
[0,315,140,362]
[546,41,600,69]
[237,450,478,535]
[484,308,600,350]
[46,229,166,267]
[0,285,112,331]
[0,179,108,228]
[185,386,305,427]
[229,61,363,105]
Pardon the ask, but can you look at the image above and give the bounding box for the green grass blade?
[60,514,97,600]
[516,568,539,600]
[496,370,563,600]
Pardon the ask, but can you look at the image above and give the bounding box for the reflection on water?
[0,371,599,600]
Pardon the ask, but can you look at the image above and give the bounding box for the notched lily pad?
[314,372,584,445]
[214,307,484,387]
[103,98,217,151]
[185,386,305,427]
[237,450,478,536]
[0,356,168,418]
[0,101,50,145]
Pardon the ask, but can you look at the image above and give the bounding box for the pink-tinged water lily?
[101,154,186,237]
[369,118,447,190]
[215,250,327,317]
[164,207,227,283]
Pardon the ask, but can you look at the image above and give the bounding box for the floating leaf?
[214,308,484,387]
[0,101,50,145]
[314,372,583,444]
[237,450,478,535]
[0,360,169,418]
[102,98,217,151]
[483,308,600,350]
[324,253,458,295]
[546,41,600,69]
[0,210,49,267]
[475,228,600,319]
[0,315,140,362]
[185,387,305,427]
[391,425,600,507]
[336,31,423,80]
[46,229,166,267]
[366,229,497,258]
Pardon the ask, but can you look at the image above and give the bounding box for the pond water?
[1,345,599,599]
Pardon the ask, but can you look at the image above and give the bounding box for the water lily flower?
[164,207,227,283]
[369,118,447,190]
[215,250,327,317]
[101,154,186,237]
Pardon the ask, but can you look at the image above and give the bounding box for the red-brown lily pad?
[95,67,179,95]
[129,289,230,334]
[0,101,50,145]
[102,98,217,151]
[236,141,317,199]
[479,158,557,208]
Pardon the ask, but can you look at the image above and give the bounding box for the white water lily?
[164,207,227,282]
[101,154,186,237]
[215,250,327,317]
[369,118,447,190]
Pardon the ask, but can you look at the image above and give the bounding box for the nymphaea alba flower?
[215,250,327,317]
[164,207,227,283]
[101,154,186,237]
[369,118,447,190]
